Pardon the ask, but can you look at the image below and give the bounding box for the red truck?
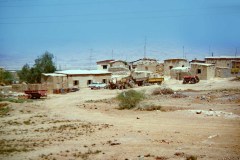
[183,75,200,84]
[24,90,47,99]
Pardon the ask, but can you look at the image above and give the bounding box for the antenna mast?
[183,46,185,59]
[89,49,93,70]
[111,49,114,59]
[144,37,147,58]
[209,45,211,55]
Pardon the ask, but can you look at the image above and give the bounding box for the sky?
[0,0,240,70]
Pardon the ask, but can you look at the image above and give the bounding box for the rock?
[174,152,185,157]
[110,142,121,146]
[144,153,151,157]
[200,96,206,100]
[208,134,219,139]
[196,111,202,114]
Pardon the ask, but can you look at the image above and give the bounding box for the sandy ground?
[0,78,240,160]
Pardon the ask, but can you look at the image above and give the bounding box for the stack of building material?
[41,73,68,93]
[12,84,28,92]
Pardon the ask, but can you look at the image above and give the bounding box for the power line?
[0,11,239,25]
[0,0,135,7]
[144,37,147,58]
[0,5,239,19]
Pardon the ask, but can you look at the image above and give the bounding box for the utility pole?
[235,48,238,57]
[55,56,58,69]
[111,49,114,59]
[89,49,93,70]
[209,45,211,55]
[182,46,185,59]
[144,37,147,58]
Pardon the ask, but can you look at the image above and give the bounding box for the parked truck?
[24,90,47,99]
[182,75,200,84]
[147,77,164,85]
[24,83,48,99]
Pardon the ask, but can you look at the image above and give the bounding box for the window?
[87,80,92,85]
[73,80,79,86]
[169,66,173,70]
[102,65,108,69]
[145,66,148,71]
[102,79,107,83]
[182,65,185,67]
[197,69,201,74]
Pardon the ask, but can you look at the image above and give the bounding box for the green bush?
[117,90,145,109]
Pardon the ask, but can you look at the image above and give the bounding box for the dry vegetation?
[0,78,240,160]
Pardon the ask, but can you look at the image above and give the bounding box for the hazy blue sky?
[0,0,240,70]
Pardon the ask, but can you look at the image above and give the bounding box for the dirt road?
[0,78,240,160]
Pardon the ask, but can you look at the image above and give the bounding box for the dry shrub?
[183,89,199,92]
[230,76,240,81]
[171,93,188,98]
[155,156,168,160]
[117,90,145,109]
[152,88,174,95]
[0,103,8,108]
[0,103,10,117]
[137,104,162,111]
[186,155,197,160]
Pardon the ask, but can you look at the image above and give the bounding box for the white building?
[55,70,112,88]
[96,60,115,70]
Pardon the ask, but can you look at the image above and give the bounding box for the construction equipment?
[183,75,200,84]
[134,77,164,86]
[147,77,164,85]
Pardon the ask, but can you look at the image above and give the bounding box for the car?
[70,86,79,92]
[88,82,107,90]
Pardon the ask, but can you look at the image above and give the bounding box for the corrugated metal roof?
[42,73,66,77]
[96,59,115,64]
[134,71,153,73]
[191,63,214,66]
[55,70,111,75]
[205,56,240,59]
[164,58,187,61]
[171,67,190,70]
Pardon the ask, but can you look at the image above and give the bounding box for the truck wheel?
[183,80,187,84]
[36,94,41,99]
[190,78,196,84]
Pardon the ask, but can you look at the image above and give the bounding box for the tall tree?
[0,70,14,85]
[18,64,31,83]
[34,51,56,83]
[18,51,56,83]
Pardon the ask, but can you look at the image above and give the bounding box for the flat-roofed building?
[205,56,240,75]
[190,63,215,80]
[55,70,112,88]
[164,58,188,76]
[96,59,115,70]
